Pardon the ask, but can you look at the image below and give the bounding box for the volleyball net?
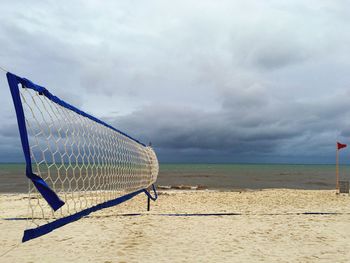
[6,72,158,242]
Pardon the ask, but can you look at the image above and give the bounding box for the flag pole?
[336,148,339,192]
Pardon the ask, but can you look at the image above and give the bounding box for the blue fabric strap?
[7,71,148,210]
[19,76,145,147]
[22,188,145,242]
[7,72,65,211]
[7,72,156,242]
[143,184,158,201]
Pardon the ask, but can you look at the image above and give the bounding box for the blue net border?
[6,72,157,242]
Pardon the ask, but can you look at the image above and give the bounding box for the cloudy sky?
[0,0,349,163]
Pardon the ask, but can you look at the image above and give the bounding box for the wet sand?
[1,189,350,262]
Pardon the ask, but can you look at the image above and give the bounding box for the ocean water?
[0,163,348,193]
[157,163,350,190]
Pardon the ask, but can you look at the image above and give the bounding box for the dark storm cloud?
[0,1,349,163]
[0,123,19,138]
[231,30,311,71]
[106,86,350,162]
[341,130,350,137]
[0,129,23,162]
[252,45,308,70]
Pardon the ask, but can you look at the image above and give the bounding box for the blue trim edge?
[17,73,145,147]
[143,184,158,201]
[6,71,149,210]
[7,72,65,211]
[6,71,157,242]
[22,188,145,242]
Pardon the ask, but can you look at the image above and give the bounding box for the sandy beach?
[1,189,350,262]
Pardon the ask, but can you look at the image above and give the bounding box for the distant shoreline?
[0,162,348,165]
[1,163,347,193]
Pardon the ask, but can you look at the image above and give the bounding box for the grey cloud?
[108,105,293,152]
[231,32,310,70]
[341,129,350,137]
[0,123,19,138]
[251,45,308,70]
[0,1,349,163]
[105,87,350,162]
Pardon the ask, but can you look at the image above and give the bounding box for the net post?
[147,141,154,211]
[144,184,158,212]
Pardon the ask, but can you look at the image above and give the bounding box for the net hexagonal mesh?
[17,81,158,231]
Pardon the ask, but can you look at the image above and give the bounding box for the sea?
[0,163,348,193]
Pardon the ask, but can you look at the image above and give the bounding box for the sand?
[0,189,350,262]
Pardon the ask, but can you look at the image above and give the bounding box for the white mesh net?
[19,83,158,229]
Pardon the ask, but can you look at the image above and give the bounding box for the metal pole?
[336,149,339,192]
[147,195,150,211]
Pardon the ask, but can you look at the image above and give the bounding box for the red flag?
[337,142,347,150]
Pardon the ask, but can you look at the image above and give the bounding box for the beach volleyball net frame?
[6,72,158,242]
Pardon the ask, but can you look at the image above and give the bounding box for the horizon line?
[0,161,347,166]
